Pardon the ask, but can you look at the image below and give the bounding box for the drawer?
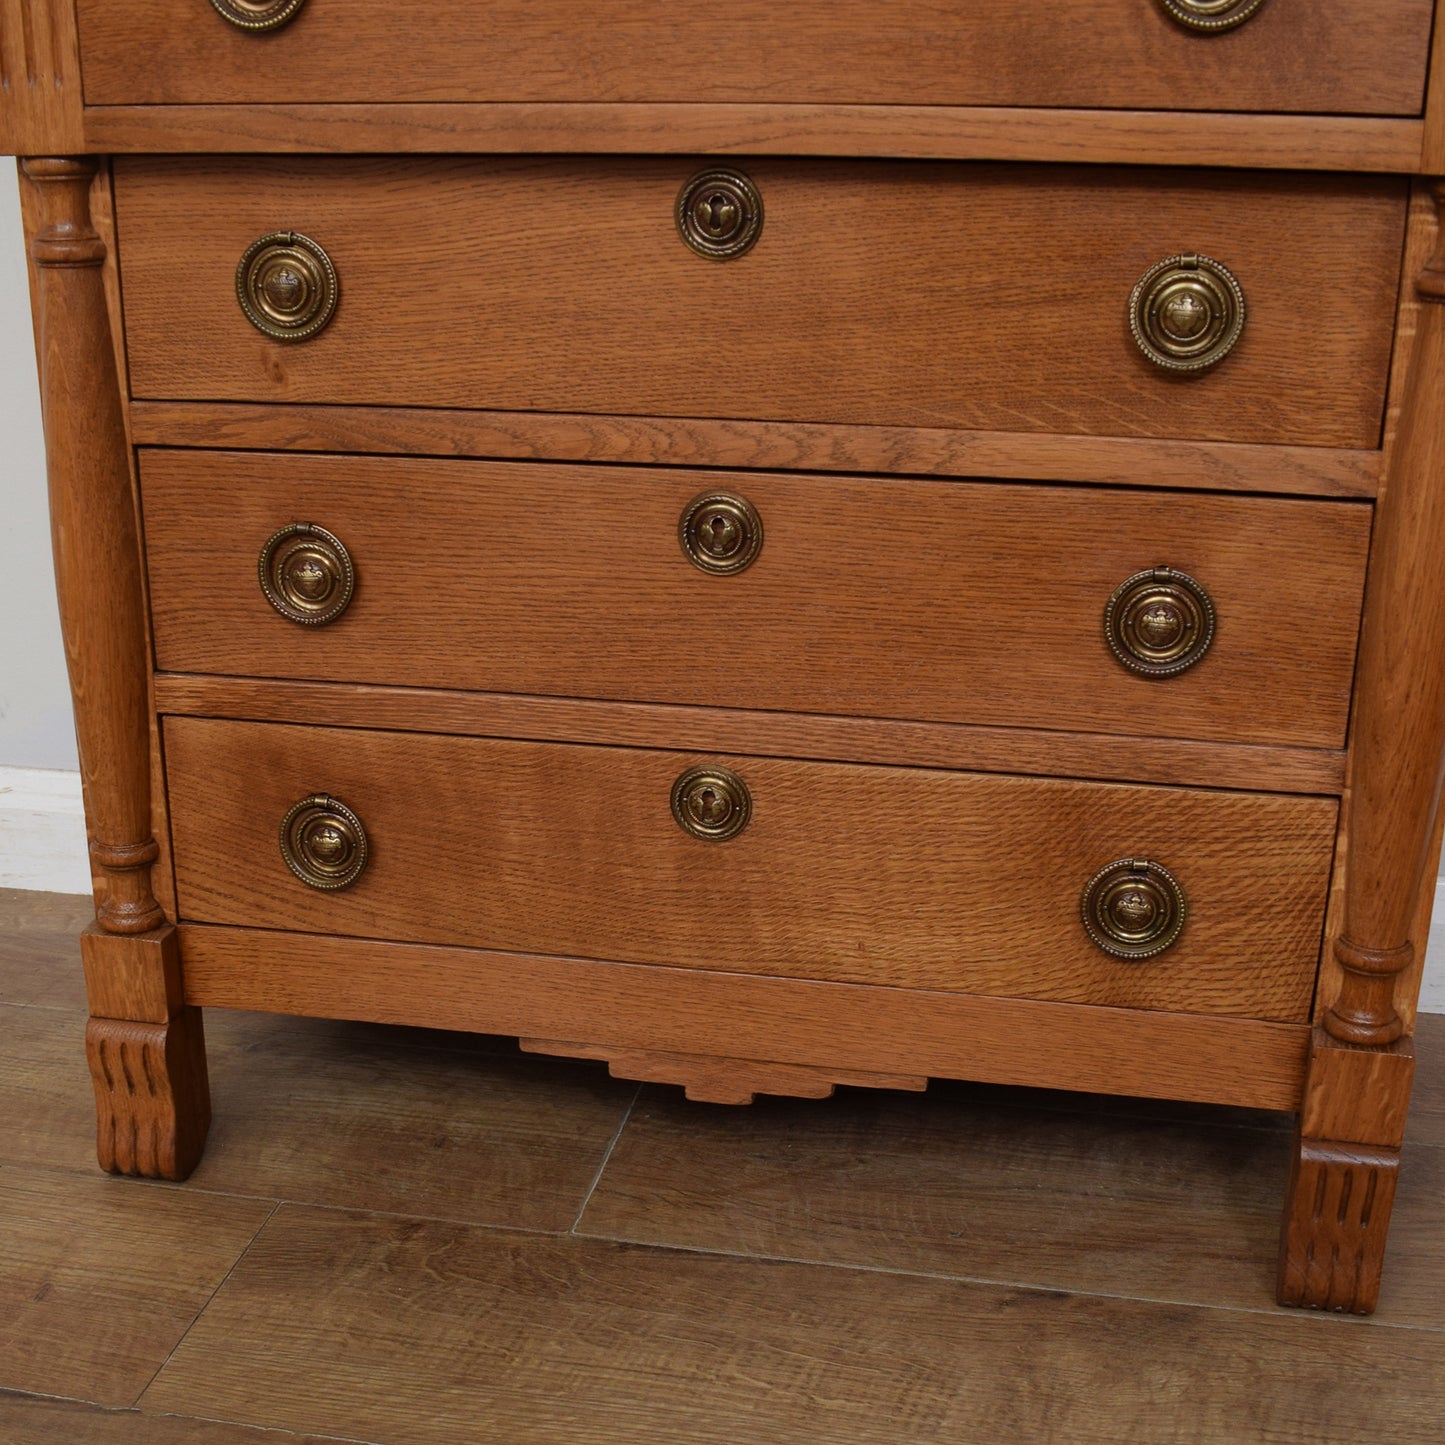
[143,451,1371,751]
[114,158,1407,449]
[164,718,1336,1021]
[77,1,1432,116]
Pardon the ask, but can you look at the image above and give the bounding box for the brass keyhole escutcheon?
[679,491,764,576]
[671,765,752,842]
[1104,566,1215,678]
[280,795,370,891]
[236,231,339,342]
[258,523,356,626]
[1129,253,1245,373]
[1156,0,1268,31]
[676,168,764,260]
[1081,859,1187,961]
[209,0,308,31]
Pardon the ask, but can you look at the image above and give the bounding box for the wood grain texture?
[176,925,1311,1110]
[164,718,1338,1019]
[112,157,1407,448]
[86,1010,210,1180]
[126,399,1385,500]
[137,1204,1445,1445]
[152,670,1346,797]
[1299,1030,1417,1151]
[0,1168,271,1407]
[83,102,1428,174]
[520,1038,927,1105]
[74,0,1432,115]
[151,674,1349,797]
[0,1393,338,1445]
[141,451,1372,751]
[21,158,161,935]
[80,924,184,1025]
[1278,1139,1401,1315]
[1422,1,1445,174]
[0,0,82,154]
[1326,182,1445,1045]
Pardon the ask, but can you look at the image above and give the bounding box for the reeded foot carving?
[86,1011,211,1180]
[1277,1135,1400,1315]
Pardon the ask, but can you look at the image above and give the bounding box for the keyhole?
[694,787,727,824]
[698,191,739,237]
[703,513,740,555]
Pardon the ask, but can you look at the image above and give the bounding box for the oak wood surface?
[142,451,1371,751]
[520,1038,927,1106]
[113,157,1407,448]
[151,673,1350,797]
[75,0,1433,114]
[176,925,1310,1110]
[0,1168,271,1407]
[137,1203,1445,1445]
[0,0,81,154]
[164,718,1338,1018]
[127,399,1384,500]
[84,102,1429,175]
[1326,182,1445,1045]
[22,158,162,936]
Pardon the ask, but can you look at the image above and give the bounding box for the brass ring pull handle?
[676,168,764,261]
[1104,566,1215,678]
[679,491,764,575]
[237,231,338,342]
[1156,0,1268,31]
[280,795,369,891]
[671,765,752,842]
[209,0,307,31]
[258,523,356,626]
[1129,253,1245,373]
[1082,858,1187,961]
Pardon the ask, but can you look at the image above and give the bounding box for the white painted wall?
[0,164,1441,1009]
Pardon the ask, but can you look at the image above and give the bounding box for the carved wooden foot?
[86,1010,211,1180]
[1277,1135,1400,1314]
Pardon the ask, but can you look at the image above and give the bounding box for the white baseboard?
[1,764,1442,1013]
[0,766,91,893]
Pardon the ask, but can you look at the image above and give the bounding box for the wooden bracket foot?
[86,1010,211,1180]
[1278,1136,1400,1314]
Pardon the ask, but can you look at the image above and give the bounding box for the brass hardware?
[258,523,356,626]
[671,765,752,842]
[208,0,307,31]
[236,231,338,342]
[280,795,369,891]
[1156,0,1268,32]
[1129,253,1245,373]
[679,491,764,575]
[676,169,764,261]
[1082,859,1187,961]
[1105,566,1216,678]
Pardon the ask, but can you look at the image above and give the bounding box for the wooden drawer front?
[114,158,1406,449]
[164,718,1336,1022]
[142,451,1370,751]
[77,1,1432,115]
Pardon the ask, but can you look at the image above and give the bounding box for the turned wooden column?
[1279,179,1445,1315]
[25,156,162,934]
[22,157,210,1179]
[1325,180,1445,1048]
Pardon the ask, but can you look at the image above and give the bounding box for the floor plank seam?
[569,1082,642,1234]
[0,1386,381,1445]
[130,1198,284,1409]
[564,1227,1445,1333]
[1,1157,285,1209]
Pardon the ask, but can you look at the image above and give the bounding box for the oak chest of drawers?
[10,0,1445,1316]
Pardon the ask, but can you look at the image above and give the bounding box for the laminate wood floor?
[2,888,1442,1444]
